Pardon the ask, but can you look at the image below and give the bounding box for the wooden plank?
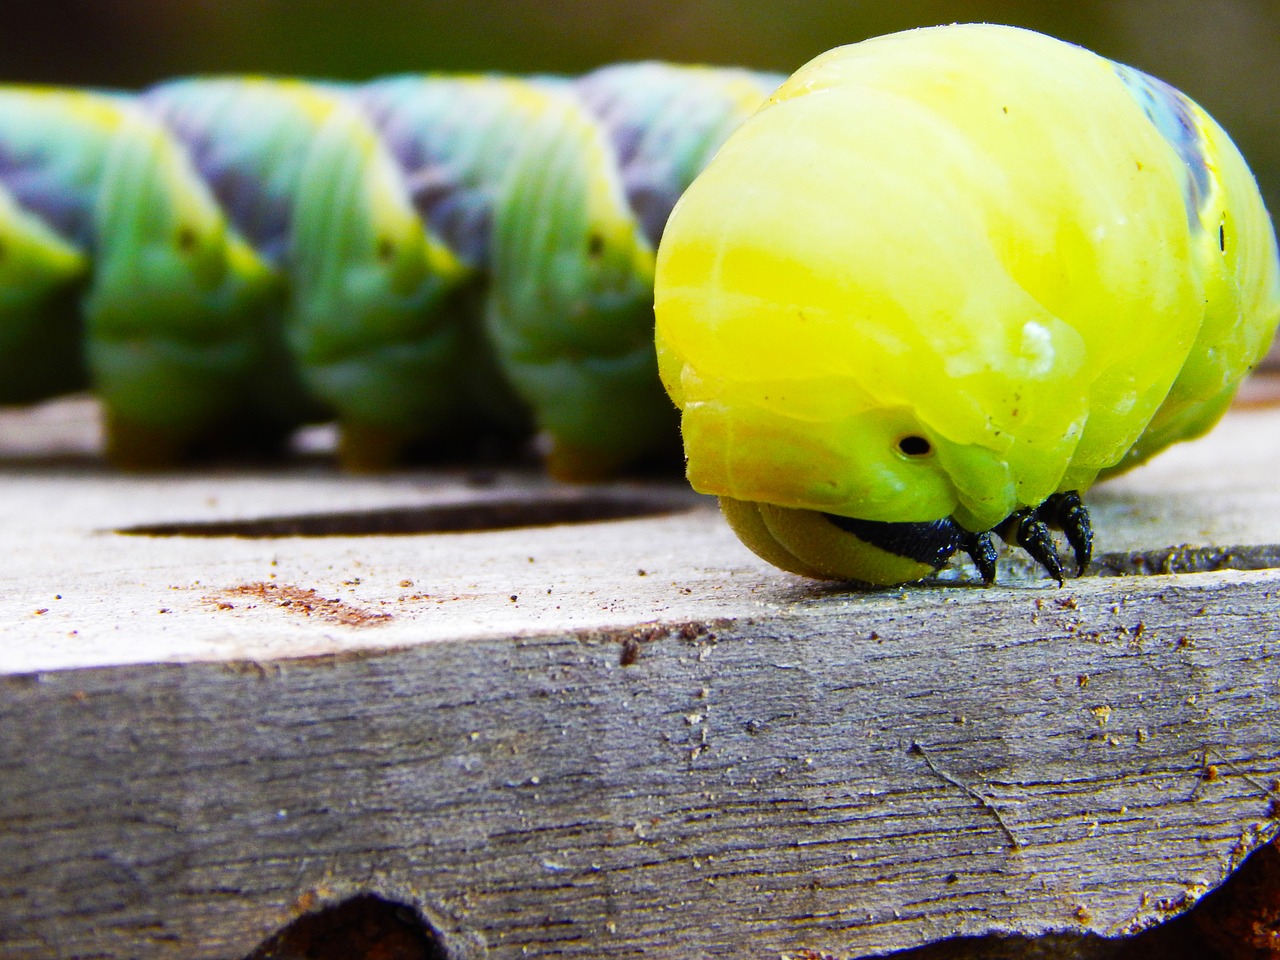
[1,393,1279,959]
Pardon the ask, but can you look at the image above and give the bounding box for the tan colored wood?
[1,392,1279,959]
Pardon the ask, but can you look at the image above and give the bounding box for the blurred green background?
[2,0,1277,214]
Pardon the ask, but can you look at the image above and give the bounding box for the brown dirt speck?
[620,637,641,666]
[208,582,392,627]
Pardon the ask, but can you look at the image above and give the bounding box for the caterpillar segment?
[481,80,664,480]
[573,64,787,254]
[0,182,89,404]
[143,77,471,469]
[361,66,784,479]
[354,75,567,463]
[0,88,284,465]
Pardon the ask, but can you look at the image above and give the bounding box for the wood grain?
[1,395,1279,959]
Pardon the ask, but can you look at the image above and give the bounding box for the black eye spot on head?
[377,237,395,262]
[176,226,198,252]
[1219,221,1226,253]
[587,232,605,258]
[897,435,932,457]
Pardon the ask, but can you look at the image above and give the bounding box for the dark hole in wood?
[1090,543,1280,577]
[888,838,1280,959]
[981,543,1280,584]
[241,893,449,960]
[115,489,699,538]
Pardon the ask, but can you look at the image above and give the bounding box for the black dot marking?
[587,232,605,258]
[1219,222,1226,253]
[377,237,395,261]
[898,435,931,457]
[176,226,197,252]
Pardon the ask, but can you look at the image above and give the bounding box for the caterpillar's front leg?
[993,492,1094,583]
[1039,491,1094,577]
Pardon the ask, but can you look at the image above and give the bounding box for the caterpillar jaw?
[719,493,1093,586]
[718,497,946,585]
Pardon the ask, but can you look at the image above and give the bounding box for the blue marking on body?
[1113,62,1211,230]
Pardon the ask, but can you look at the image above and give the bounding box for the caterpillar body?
[0,63,782,473]
[3,24,1278,587]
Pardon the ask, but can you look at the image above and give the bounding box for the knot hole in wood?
[243,893,450,960]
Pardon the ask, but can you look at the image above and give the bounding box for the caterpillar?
[2,24,1278,587]
[0,63,783,474]
[656,23,1280,585]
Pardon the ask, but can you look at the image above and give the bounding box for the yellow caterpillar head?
[654,24,1280,585]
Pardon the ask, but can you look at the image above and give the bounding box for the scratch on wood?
[910,741,1023,850]
[1204,747,1280,799]
[1186,747,1280,806]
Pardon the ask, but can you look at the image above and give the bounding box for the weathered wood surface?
[2,394,1280,959]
